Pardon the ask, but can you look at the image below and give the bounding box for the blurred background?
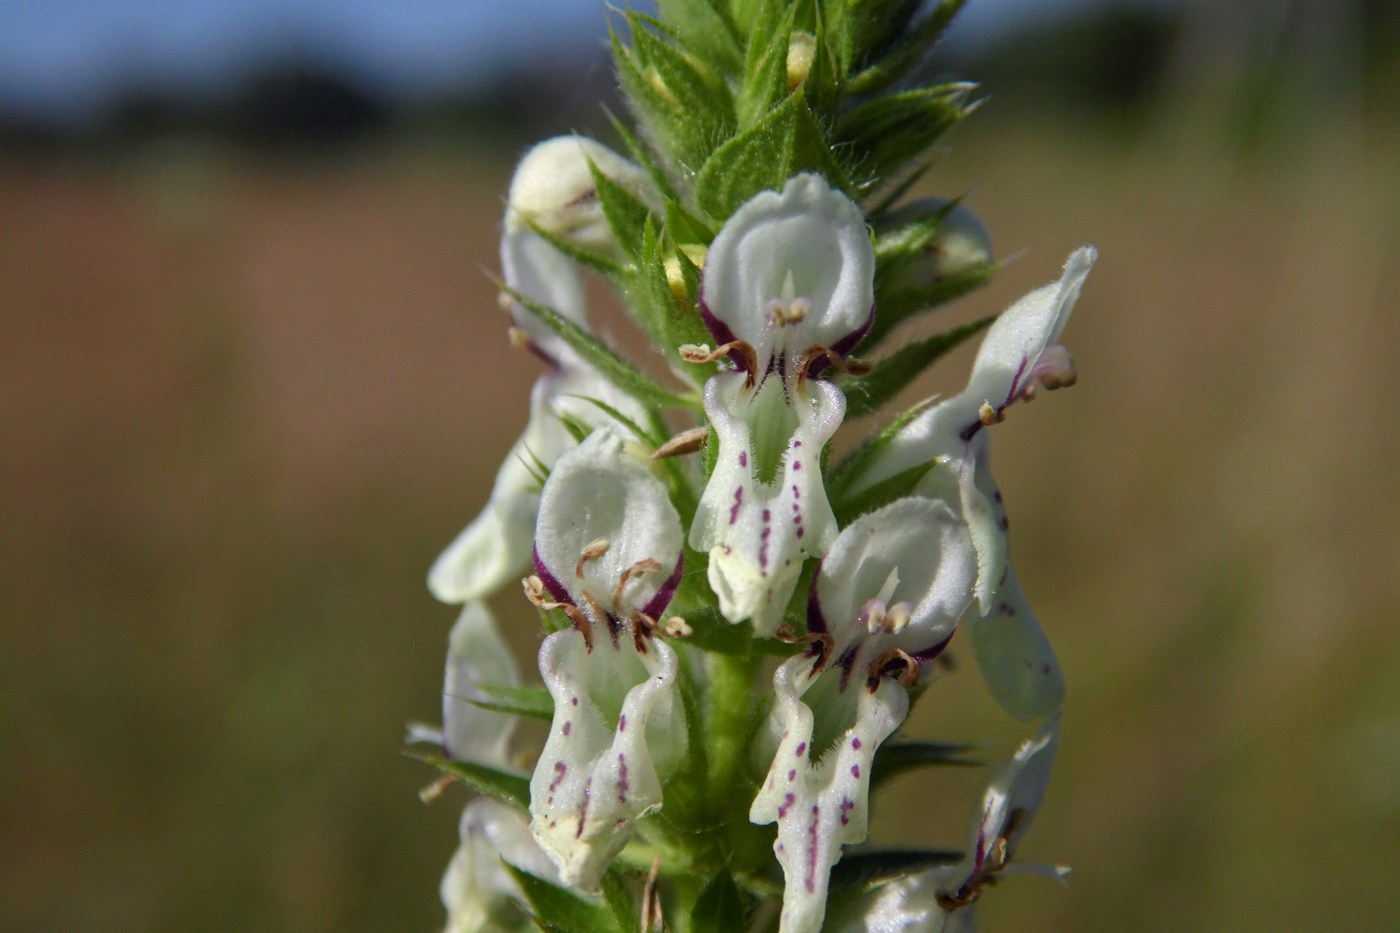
[2,0,1398,929]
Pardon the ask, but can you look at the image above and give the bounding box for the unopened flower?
[688,174,875,635]
[851,248,1095,719]
[751,498,978,933]
[525,429,687,890]
[441,797,562,933]
[826,715,1066,933]
[428,137,653,605]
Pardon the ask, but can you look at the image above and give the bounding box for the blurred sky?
[0,0,1175,122]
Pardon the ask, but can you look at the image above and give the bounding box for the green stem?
[706,650,760,815]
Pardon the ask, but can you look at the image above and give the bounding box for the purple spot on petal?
[729,486,744,525]
[778,792,795,819]
[851,764,860,778]
[793,460,801,471]
[788,769,796,781]
[795,742,807,757]
[618,714,627,732]
[851,737,862,750]
[562,721,572,736]
[739,450,748,467]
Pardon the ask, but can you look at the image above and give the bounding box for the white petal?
[965,564,1065,722]
[967,714,1062,879]
[963,247,1095,414]
[812,497,977,651]
[506,135,656,255]
[443,601,520,769]
[750,655,909,933]
[530,629,683,891]
[690,374,844,634]
[501,226,589,365]
[702,174,874,367]
[534,429,683,619]
[441,797,559,933]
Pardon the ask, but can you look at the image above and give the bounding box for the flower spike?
[690,175,876,635]
[751,498,978,933]
[526,430,687,891]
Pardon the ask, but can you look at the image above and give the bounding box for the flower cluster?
[410,4,1097,931]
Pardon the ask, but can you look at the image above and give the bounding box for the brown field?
[2,108,1397,930]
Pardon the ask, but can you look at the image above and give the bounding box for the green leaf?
[693,873,749,933]
[408,752,531,812]
[836,84,975,187]
[846,0,966,96]
[867,260,1000,346]
[870,740,980,790]
[469,682,555,721]
[522,218,628,284]
[605,108,684,206]
[629,13,735,127]
[831,459,935,526]
[570,394,667,449]
[657,0,743,74]
[828,848,964,891]
[501,282,698,411]
[508,865,624,933]
[735,3,794,128]
[841,316,992,418]
[830,0,924,74]
[590,159,654,262]
[696,91,850,220]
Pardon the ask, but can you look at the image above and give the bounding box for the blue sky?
[0,0,1144,122]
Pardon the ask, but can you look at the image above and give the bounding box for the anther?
[652,425,710,459]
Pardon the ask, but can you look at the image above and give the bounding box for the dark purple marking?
[618,714,627,733]
[787,769,797,782]
[548,761,568,794]
[617,752,630,802]
[640,553,686,620]
[999,602,1016,617]
[851,737,862,750]
[532,543,573,605]
[850,764,860,778]
[792,460,801,471]
[836,644,859,692]
[1004,355,1031,406]
[795,742,807,757]
[839,797,855,826]
[729,486,744,525]
[806,570,827,634]
[912,630,956,664]
[806,805,821,892]
[796,527,804,539]
[762,508,772,521]
[778,792,795,819]
[794,440,803,448]
[1042,663,1052,675]
[697,288,748,370]
[571,697,579,706]
[562,721,572,736]
[739,450,748,467]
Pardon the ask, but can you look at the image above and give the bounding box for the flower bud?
[879,197,993,285]
[505,136,655,258]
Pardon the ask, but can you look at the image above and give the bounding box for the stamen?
[884,602,912,633]
[507,326,532,350]
[858,598,887,635]
[575,538,610,578]
[613,557,663,611]
[977,401,1004,427]
[417,774,454,804]
[652,425,710,459]
[679,339,759,374]
[867,648,920,691]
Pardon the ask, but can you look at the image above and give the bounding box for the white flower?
[688,174,875,635]
[428,137,653,605]
[440,797,561,933]
[825,715,1066,933]
[525,429,687,891]
[750,498,978,933]
[442,600,520,770]
[851,248,1095,719]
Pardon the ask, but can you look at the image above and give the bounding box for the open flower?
[825,715,1065,933]
[687,174,875,635]
[750,497,978,933]
[428,137,653,605]
[851,248,1095,719]
[524,429,687,891]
